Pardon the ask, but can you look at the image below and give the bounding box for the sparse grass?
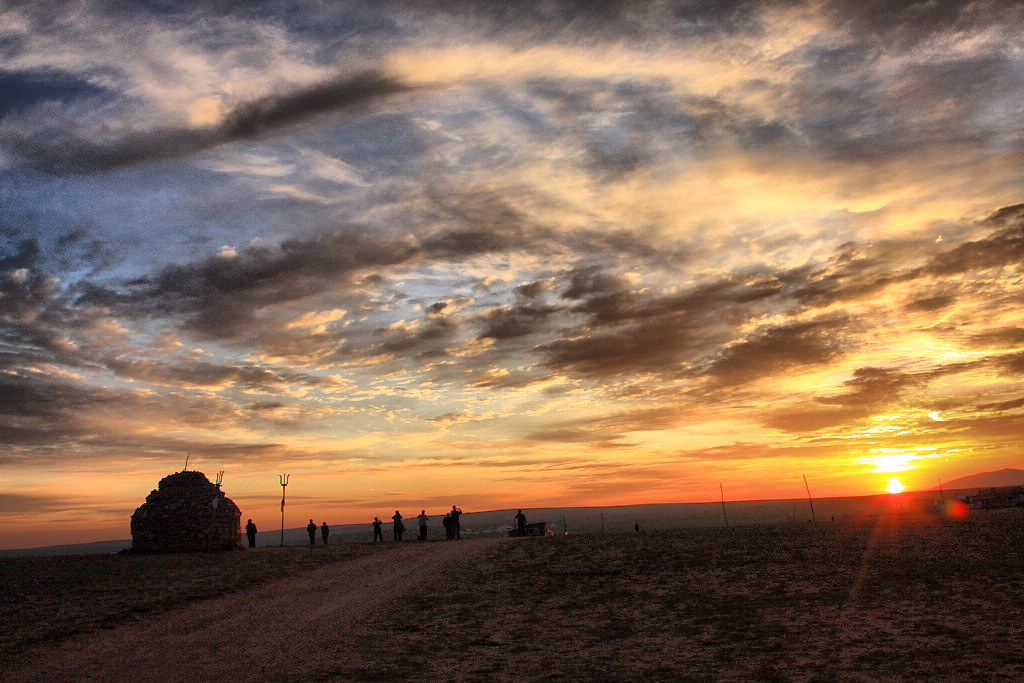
[4,510,1024,680]
[349,509,1024,680]
[0,542,383,655]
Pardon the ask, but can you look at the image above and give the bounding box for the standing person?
[515,509,527,537]
[450,505,463,539]
[306,519,317,546]
[392,510,404,541]
[245,519,258,548]
[443,512,453,539]
[321,521,330,545]
[372,517,383,542]
[417,510,429,541]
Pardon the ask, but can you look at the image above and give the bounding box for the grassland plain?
[345,509,1024,681]
[2,509,1023,681]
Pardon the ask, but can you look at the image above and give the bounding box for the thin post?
[720,482,729,527]
[938,477,945,503]
[279,474,290,547]
[803,474,816,523]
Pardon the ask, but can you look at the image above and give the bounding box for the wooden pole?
[720,482,730,527]
[803,474,816,523]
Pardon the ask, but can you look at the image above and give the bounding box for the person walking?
[392,510,404,541]
[306,519,317,546]
[245,519,258,548]
[450,505,463,539]
[372,517,383,542]
[417,510,429,541]
[320,521,330,545]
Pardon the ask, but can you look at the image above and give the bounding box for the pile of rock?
[130,470,242,553]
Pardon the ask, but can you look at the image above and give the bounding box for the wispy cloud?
[1,0,1021,547]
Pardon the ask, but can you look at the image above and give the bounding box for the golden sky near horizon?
[1,0,1021,548]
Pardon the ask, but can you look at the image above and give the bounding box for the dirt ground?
[3,538,501,681]
[4,510,1024,681]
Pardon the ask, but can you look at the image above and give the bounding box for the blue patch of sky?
[0,70,114,117]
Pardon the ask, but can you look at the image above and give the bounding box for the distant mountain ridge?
[937,468,1024,490]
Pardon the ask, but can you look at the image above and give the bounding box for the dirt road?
[6,539,502,681]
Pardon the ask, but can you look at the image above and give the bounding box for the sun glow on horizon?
[886,478,905,494]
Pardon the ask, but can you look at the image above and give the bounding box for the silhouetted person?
[443,512,453,539]
[450,505,463,539]
[392,510,404,541]
[321,522,330,545]
[245,519,257,548]
[417,510,429,541]
[515,509,527,537]
[634,521,640,533]
[373,517,383,542]
[307,519,317,545]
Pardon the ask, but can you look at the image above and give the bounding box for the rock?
[130,470,242,553]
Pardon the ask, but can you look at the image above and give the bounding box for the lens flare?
[943,499,969,519]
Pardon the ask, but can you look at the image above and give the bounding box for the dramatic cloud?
[1,0,1021,548]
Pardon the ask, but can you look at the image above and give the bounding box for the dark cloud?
[222,72,413,139]
[514,278,558,300]
[816,367,918,407]
[967,327,1024,349]
[83,228,419,338]
[904,291,957,312]
[825,0,1018,47]
[977,396,1024,412]
[762,361,999,434]
[0,373,125,447]
[703,317,851,385]
[924,207,1024,277]
[534,266,797,379]
[1001,352,1024,375]
[479,303,559,340]
[792,215,1022,310]
[0,237,42,273]
[376,314,459,355]
[402,0,775,42]
[104,358,240,388]
[11,71,419,174]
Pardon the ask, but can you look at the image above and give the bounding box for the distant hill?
[937,468,1024,490]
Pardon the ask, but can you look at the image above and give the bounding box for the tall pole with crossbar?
[279,474,290,547]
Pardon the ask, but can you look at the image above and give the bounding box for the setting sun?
[1,1,1022,552]
[886,478,905,494]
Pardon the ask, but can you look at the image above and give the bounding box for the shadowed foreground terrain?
[3,510,1023,680]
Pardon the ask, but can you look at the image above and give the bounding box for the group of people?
[372,505,464,542]
[243,505,469,548]
[306,519,330,545]
[242,518,330,548]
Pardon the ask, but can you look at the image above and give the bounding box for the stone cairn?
[130,470,242,553]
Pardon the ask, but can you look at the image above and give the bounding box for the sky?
[1,0,1021,549]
